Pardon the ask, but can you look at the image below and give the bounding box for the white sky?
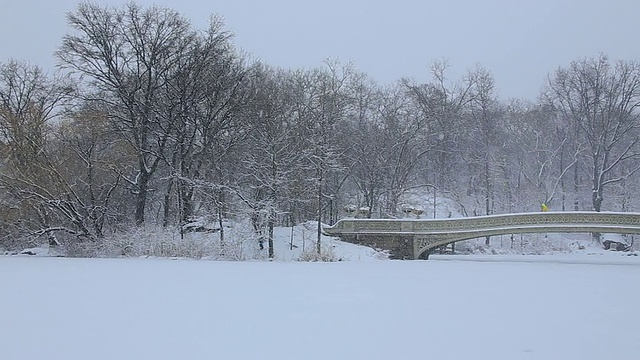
[2,0,639,100]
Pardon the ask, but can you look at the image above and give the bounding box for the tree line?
[2,2,640,255]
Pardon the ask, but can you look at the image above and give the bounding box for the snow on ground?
[3,220,385,261]
[271,221,387,261]
[2,255,640,360]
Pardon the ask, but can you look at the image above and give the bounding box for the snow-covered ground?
[3,220,387,261]
[2,253,639,360]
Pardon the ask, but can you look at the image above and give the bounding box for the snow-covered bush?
[297,245,339,262]
[101,229,216,259]
[54,219,263,260]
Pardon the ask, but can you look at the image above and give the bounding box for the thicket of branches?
[2,3,640,254]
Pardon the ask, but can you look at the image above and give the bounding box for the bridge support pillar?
[340,234,415,260]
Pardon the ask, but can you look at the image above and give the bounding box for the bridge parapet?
[327,212,640,234]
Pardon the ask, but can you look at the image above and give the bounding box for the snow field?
[2,256,639,360]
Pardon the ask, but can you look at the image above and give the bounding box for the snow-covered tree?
[58,3,199,225]
[547,54,640,213]
[0,60,76,246]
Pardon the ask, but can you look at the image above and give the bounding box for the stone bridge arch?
[324,212,640,259]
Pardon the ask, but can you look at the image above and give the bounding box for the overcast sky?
[2,0,639,100]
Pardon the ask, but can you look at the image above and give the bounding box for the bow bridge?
[323,211,640,259]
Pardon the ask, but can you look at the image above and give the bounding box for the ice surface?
[1,255,639,360]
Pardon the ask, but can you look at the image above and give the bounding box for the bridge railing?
[324,211,640,235]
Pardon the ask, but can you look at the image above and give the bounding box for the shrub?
[297,244,338,262]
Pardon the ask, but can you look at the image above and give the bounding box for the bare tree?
[54,106,124,239]
[403,60,474,190]
[58,3,197,225]
[463,66,504,244]
[158,16,246,227]
[343,71,386,216]
[292,61,351,254]
[0,60,71,166]
[377,86,432,216]
[502,101,580,212]
[0,60,75,246]
[547,54,640,213]
[238,64,307,258]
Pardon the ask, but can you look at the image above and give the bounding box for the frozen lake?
[2,255,639,360]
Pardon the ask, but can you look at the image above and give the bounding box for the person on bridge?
[540,203,549,212]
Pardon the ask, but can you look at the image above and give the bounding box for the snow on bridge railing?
[324,211,640,235]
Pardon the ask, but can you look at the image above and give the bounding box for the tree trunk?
[317,171,323,255]
[181,185,194,224]
[484,160,491,245]
[162,179,174,227]
[135,171,151,226]
[268,216,274,259]
[218,206,225,257]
